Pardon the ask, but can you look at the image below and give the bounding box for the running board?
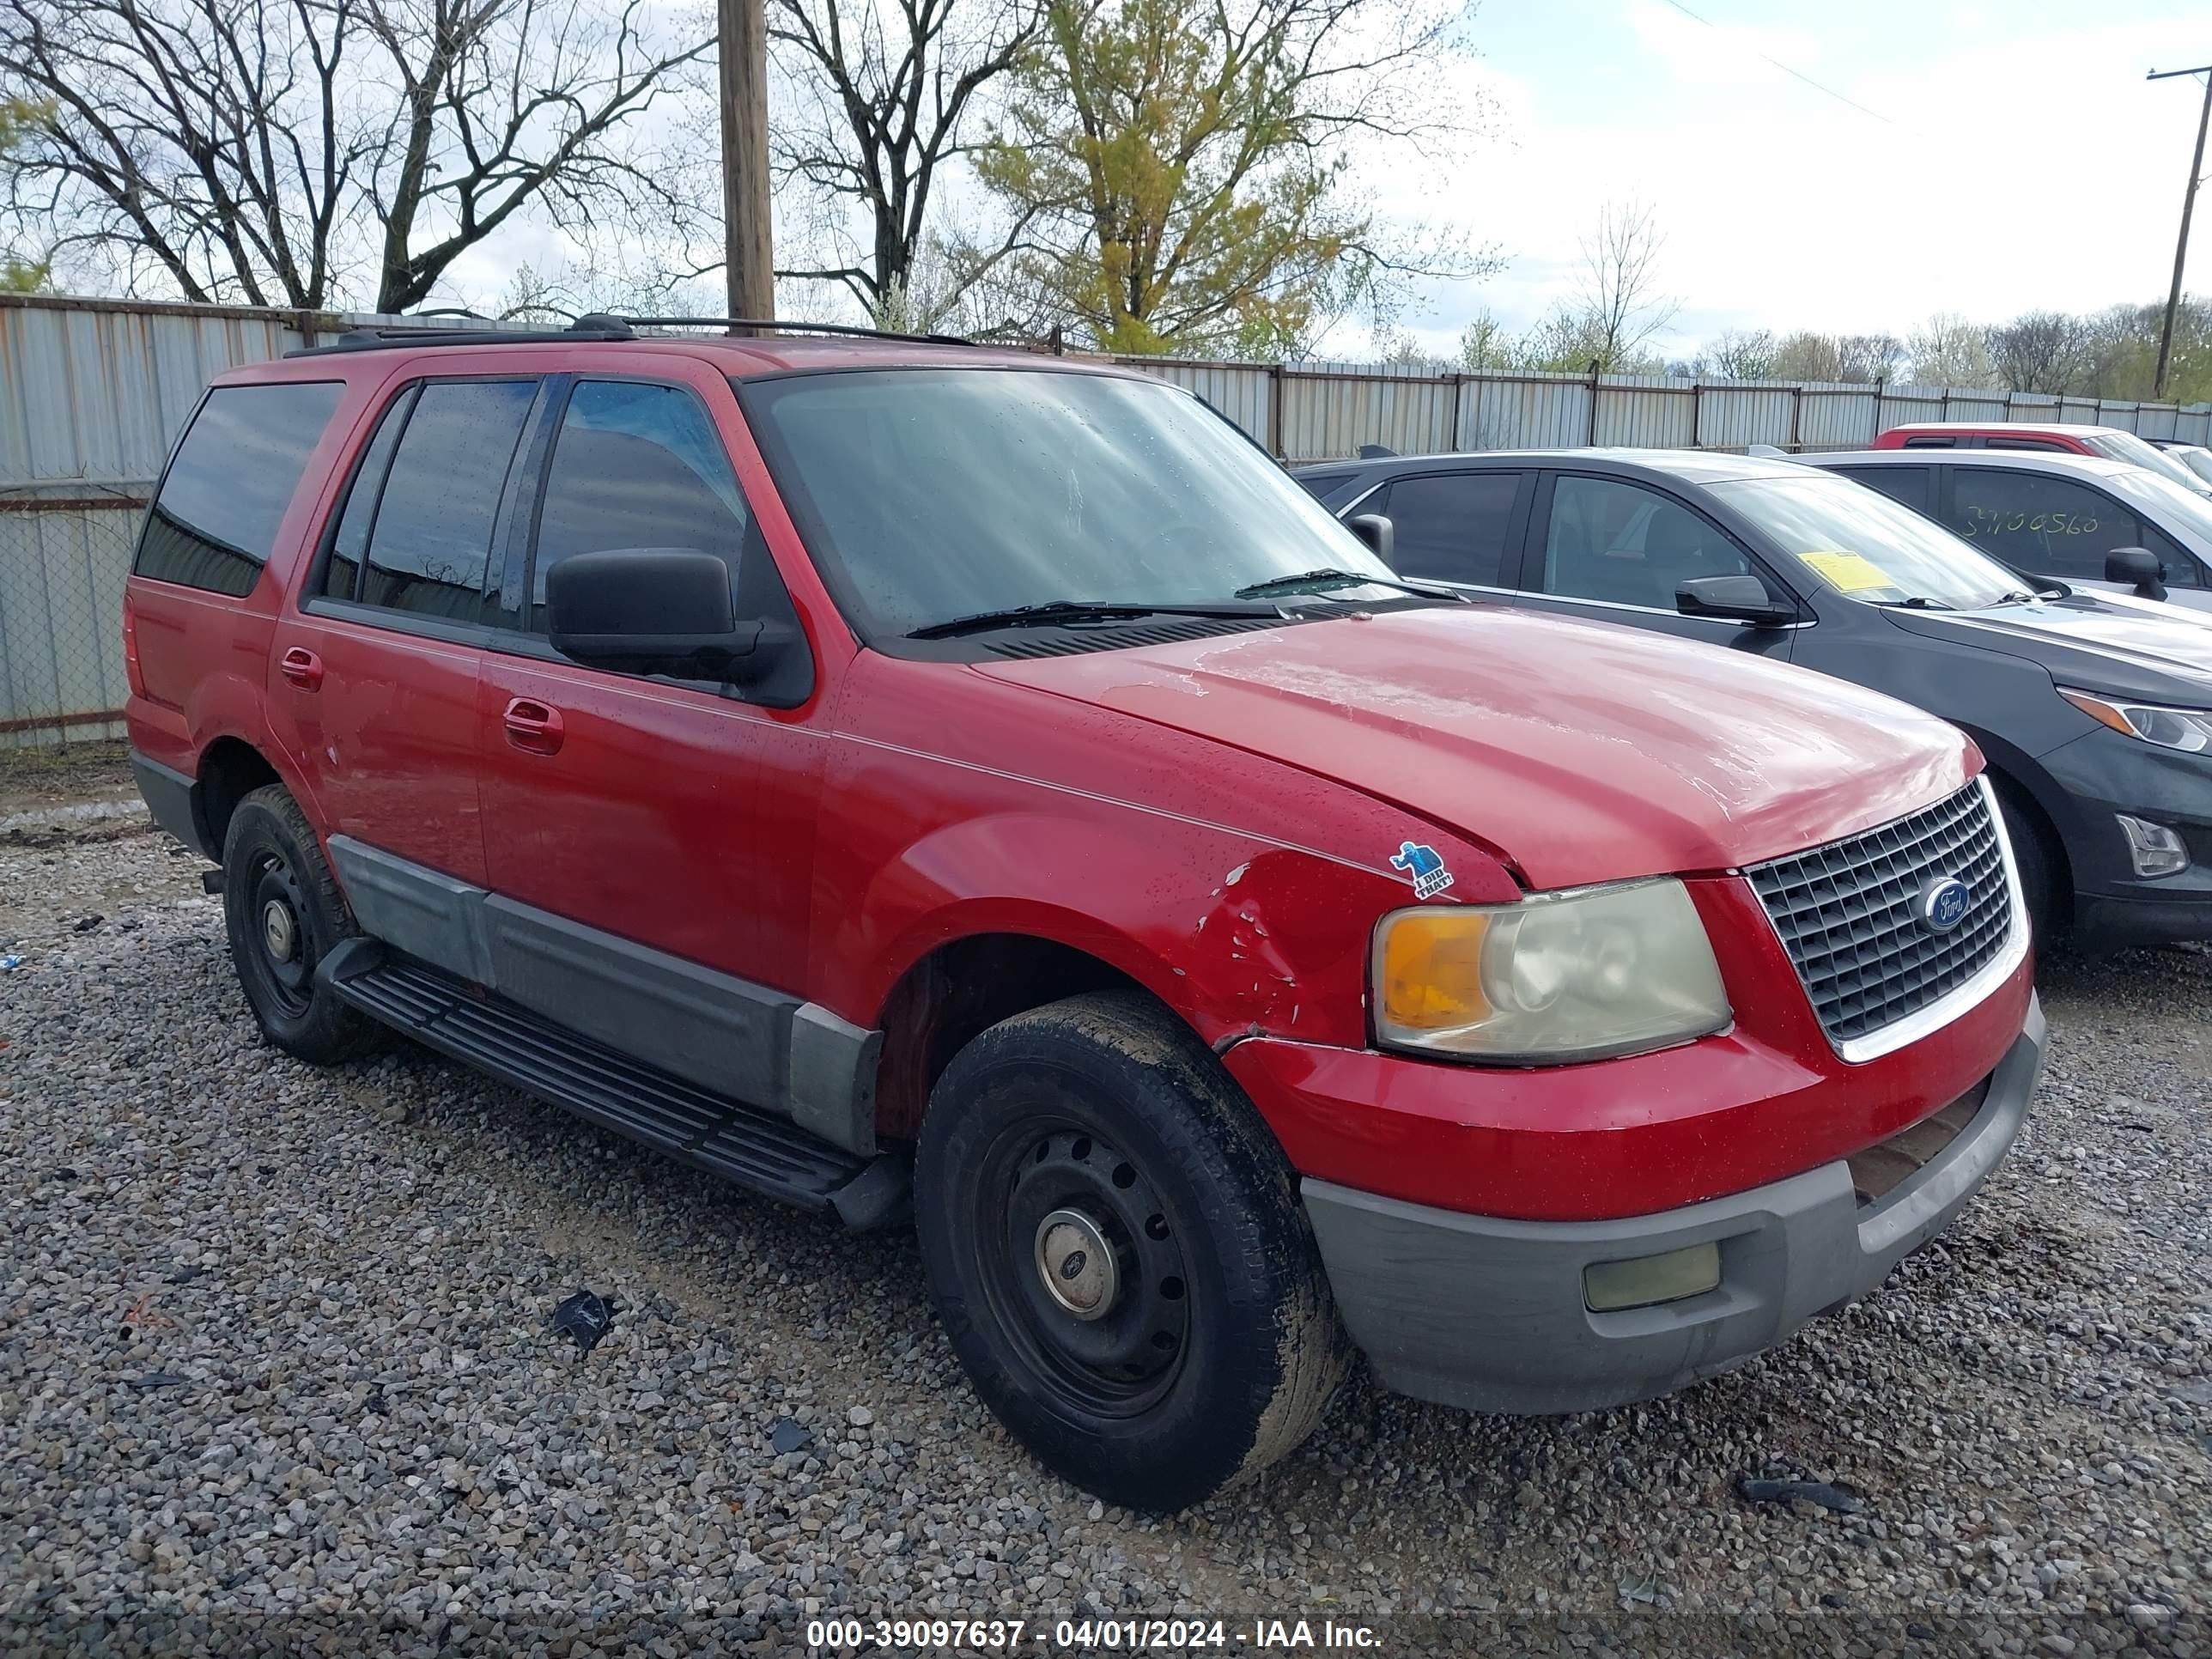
[319,939,906,1227]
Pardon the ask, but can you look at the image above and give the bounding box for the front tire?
[1995,786,2060,945]
[914,992,1347,1510]
[221,783,381,1063]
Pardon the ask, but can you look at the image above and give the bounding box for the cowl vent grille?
[983,616,1291,659]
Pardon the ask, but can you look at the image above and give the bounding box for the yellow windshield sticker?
[1796,550,1896,592]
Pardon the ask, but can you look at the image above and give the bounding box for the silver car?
[1806,448,2212,615]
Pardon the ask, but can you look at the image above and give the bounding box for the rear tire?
[221,783,382,1063]
[914,991,1347,1511]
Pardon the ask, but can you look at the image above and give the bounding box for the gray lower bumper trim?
[1304,997,2045,1415]
[129,751,210,860]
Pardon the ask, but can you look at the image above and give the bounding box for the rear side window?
[1828,465,1929,514]
[361,380,537,621]
[1900,435,1956,448]
[1985,437,2065,453]
[529,380,751,631]
[1378,471,1522,586]
[136,382,343,595]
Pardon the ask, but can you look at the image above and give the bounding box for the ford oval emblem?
[1919,876,1972,934]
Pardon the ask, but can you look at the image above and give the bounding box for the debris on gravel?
[2,762,2209,1656]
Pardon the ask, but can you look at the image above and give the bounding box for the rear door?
[1510,471,1799,659]
[1823,463,1933,516]
[1352,468,1528,596]
[268,374,545,886]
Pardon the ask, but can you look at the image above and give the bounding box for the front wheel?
[1994,787,2060,945]
[915,992,1347,1510]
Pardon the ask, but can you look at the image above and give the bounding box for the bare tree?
[1698,327,1778,380]
[1574,199,1677,371]
[0,0,709,311]
[1903,312,1993,388]
[1986,309,2097,394]
[1834,331,1902,383]
[763,0,1042,321]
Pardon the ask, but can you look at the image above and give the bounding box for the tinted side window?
[1986,437,2066,453]
[530,380,751,632]
[362,380,537,621]
[320,386,417,602]
[1828,465,1929,514]
[1948,471,2135,580]
[135,382,343,596]
[1379,471,1521,586]
[1900,435,1957,448]
[1537,476,1758,608]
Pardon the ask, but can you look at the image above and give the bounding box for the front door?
[1941,466,2206,599]
[1511,471,1797,659]
[475,372,823,999]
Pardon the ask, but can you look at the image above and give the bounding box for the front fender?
[820,808,1504,1050]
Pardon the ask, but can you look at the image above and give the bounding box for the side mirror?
[2105,545,2168,602]
[1346,513,1395,563]
[548,547,778,678]
[1675,574,1796,628]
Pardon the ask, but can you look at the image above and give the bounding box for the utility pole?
[719,0,775,330]
[2148,64,2212,400]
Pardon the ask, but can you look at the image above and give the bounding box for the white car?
[2149,440,2212,489]
[1806,448,2212,615]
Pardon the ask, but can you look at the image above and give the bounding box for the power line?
[1652,0,1902,130]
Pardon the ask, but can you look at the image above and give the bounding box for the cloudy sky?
[1355,0,2212,360]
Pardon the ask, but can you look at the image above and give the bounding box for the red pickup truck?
[125,319,2042,1509]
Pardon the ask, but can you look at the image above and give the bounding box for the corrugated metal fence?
[4,290,2211,744]
[1127,358,2212,465]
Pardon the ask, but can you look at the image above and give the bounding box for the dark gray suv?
[1297,448,2212,951]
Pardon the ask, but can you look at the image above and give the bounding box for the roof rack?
[614,315,977,348]
[286,311,980,357]
[287,314,637,356]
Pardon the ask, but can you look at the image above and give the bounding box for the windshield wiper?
[907,599,1270,640]
[1873,595,1954,611]
[1234,568,1468,602]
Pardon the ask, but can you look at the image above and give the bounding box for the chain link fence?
[0,484,147,750]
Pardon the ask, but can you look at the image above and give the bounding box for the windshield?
[2108,466,2212,545]
[738,368,1399,638]
[1709,473,2021,610]
[2168,446,2212,487]
[2085,429,2212,494]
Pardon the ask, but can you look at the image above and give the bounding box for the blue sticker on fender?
[1390,842,1453,900]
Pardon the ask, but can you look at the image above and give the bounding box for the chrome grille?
[1747,782,2012,1044]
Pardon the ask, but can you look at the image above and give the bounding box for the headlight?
[2060,689,2212,753]
[1372,878,1730,1064]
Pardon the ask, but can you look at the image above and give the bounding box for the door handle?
[279,647,325,691]
[502,696,565,756]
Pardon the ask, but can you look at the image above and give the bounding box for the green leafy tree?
[970,0,1484,356]
[0,92,49,289]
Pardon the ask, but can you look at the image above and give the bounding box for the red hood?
[977,606,1974,889]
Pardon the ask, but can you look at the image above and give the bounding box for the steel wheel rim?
[971,1111,1191,1419]
[245,849,313,1018]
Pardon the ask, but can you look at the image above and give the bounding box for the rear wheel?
[915,991,1347,1511]
[222,783,381,1063]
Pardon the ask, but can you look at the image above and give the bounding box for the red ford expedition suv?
[125,318,2043,1510]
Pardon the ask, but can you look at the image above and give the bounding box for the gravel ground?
[3,750,2209,1658]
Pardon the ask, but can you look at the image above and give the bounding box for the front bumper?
[2038,726,2212,947]
[1302,998,2044,1414]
